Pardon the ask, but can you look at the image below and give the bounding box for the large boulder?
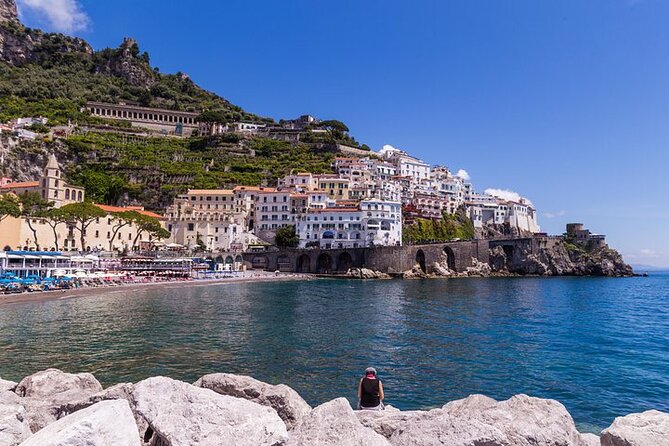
[132,376,287,446]
[356,406,437,439]
[388,411,508,446]
[14,369,102,400]
[580,433,600,446]
[601,410,669,446]
[287,398,390,446]
[0,392,32,446]
[13,369,103,432]
[18,399,140,446]
[442,394,588,446]
[194,373,311,429]
[55,383,151,441]
[0,379,17,393]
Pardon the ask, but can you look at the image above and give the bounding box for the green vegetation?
[0,194,21,222]
[403,210,476,245]
[275,226,299,248]
[19,192,53,250]
[0,22,266,124]
[0,21,368,212]
[63,132,337,209]
[59,202,106,250]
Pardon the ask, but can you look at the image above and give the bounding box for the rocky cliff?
[489,239,633,277]
[1,368,667,445]
[0,0,17,23]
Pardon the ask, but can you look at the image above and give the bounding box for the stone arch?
[316,253,333,274]
[297,254,311,273]
[235,255,243,263]
[277,255,291,272]
[337,252,353,273]
[503,245,515,260]
[251,255,268,269]
[443,246,456,271]
[225,256,234,265]
[415,249,427,274]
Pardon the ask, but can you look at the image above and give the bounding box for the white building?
[296,199,402,249]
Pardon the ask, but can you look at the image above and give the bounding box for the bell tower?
[42,154,62,204]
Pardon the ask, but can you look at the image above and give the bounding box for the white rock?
[194,373,311,430]
[14,369,103,433]
[442,394,498,416]
[442,394,587,446]
[18,400,140,446]
[0,392,32,446]
[580,433,600,446]
[356,408,435,439]
[287,398,390,446]
[601,410,669,446]
[389,410,508,446]
[0,379,17,393]
[133,376,287,446]
[15,369,102,399]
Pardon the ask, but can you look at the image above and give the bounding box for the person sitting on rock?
[358,367,385,410]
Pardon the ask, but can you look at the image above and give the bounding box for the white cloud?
[485,188,533,206]
[543,210,566,219]
[17,0,89,33]
[456,169,470,181]
[625,249,660,260]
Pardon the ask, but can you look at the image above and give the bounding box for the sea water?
[0,274,667,431]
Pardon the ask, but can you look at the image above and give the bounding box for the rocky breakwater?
[1,368,668,446]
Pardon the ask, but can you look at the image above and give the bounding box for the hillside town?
[0,106,547,284]
[1,111,540,246]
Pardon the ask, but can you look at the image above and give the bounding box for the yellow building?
[315,174,351,200]
[0,204,165,252]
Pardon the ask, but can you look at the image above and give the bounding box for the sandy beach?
[0,272,314,307]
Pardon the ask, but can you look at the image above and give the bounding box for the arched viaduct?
[242,240,492,275]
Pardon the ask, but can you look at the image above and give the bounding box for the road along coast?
[0,368,666,445]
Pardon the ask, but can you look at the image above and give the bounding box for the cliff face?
[0,0,17,23]
[0,21,93,67]
[93,37,156,88]
[490,240,633,277]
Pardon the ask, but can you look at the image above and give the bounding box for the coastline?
[0,272,314,307]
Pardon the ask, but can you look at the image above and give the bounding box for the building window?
[188,223,194,231]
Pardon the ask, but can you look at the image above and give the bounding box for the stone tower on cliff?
[0,0,18,24]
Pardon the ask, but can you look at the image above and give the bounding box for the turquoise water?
[0,275,668,431]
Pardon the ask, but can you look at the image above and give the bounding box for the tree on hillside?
[318,120,350,142]
[197,110,228,124]
[131,213,169,250]
[108,210,138,251]
[59,202,106,251]
[275,226,299,248]
[19,192,54,251]
[0,194,21,223]
[44,208,68,251]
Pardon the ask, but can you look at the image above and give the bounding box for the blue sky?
[17,0,669,267]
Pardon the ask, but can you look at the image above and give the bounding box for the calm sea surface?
[0,275,668,431]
